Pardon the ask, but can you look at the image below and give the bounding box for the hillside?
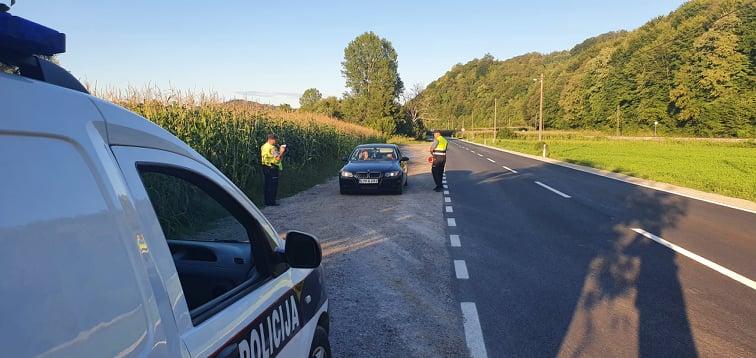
[419,0,755,137]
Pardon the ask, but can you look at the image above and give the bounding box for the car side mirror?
[400,156,410,162]
[282,231,322,268]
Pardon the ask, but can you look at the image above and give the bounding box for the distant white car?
[1,10,330,358]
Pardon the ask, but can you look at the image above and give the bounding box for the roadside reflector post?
[542,143,548,158]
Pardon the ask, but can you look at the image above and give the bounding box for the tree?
[313,96,343,118]
[400,83,427,137]
[341,32,404,134]
[299,88,322,111]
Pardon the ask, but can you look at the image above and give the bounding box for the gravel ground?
[262,144,467,357]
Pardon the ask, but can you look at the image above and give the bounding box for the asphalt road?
[443,139,756,357]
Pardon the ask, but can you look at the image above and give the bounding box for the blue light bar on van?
[0,12,65,56]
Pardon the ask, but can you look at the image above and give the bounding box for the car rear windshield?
[350,147,398,161]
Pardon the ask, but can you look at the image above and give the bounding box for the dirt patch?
[263,144,467,357]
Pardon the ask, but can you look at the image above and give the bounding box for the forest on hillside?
[417,0,755,137]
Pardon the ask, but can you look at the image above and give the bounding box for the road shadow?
[446,162,698,357]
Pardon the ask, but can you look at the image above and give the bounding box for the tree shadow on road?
[446,164,698,357]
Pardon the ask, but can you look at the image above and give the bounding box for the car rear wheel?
[309,326,331,358]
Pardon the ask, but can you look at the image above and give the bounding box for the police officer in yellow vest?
[429,130,448,191]
[261,133,286,206]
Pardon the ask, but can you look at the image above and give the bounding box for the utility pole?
[494,98,498,141]
[616,104,621,136]
[538,73,544,141]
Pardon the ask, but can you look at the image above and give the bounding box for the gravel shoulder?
[262,144,467,357]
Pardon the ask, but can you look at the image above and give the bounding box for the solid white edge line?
[454,260,469,279]
[450,234,461,247]
[534,181,571,198]
[631,228,756,290]
[502,165,518,174]
[460,302,488,358]
[446,205,454,213]
[458,138,756,215]
[486,158,496,163]
[447,218,456,226]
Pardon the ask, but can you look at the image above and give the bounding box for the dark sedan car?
[339,144,409,194]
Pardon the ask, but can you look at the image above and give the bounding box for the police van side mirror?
[282,231,322,269]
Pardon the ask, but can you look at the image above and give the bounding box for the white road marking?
[446,205,454,213]
[443,184,449,189]
[444,190,450,194]
[502,165,518,174]
[445,197,451,203]
[447,218,456,226]
[486,158,496,163]
[631,228,756,290]
[534,181,571,198]
[454,260,469,279]
[471,151,476,154]
[450,234,461,247]
[461,302,488,358]
[477,153,484,157]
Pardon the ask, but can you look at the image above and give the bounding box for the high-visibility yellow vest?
[435,136,448,152]
[261,142,283,170]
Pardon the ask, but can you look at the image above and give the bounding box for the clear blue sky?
[13,0,686,106]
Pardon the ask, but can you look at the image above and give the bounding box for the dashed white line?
[450,234,461,247]
[461,302,488,358]
[486,158,496,163]
[534,181,571,198]
[447,217,456,226]
[443,184,449,189]
[502,165,518,174]
[454,260,469,279]
[470,151,476,154]
[477,153,484,157]
[631,228,756,290]
[446,205,454,213]
[443,190,450,194]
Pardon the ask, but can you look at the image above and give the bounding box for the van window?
[138,167,269,321]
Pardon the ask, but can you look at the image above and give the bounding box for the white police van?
[0,6,330,358]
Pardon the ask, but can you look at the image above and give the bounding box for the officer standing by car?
[261,133,286,206]
[429,130,448,191]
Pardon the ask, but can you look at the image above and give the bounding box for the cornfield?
[95,86,386,205]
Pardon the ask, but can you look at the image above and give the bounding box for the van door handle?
[217,343,238,358]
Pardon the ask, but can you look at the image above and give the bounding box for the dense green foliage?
[121,98,385,205]
[340,32,404,134]
[299,88,323,110]
[467,137,756,201]
[421,0,755,137]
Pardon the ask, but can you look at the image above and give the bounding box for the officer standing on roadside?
[429,129,448,191]
[261,133,286,206]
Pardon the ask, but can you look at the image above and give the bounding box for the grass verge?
[467,137,756,202]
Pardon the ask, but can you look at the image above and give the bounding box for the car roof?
[355,143,398,149]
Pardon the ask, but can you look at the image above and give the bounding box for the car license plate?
[359,178,379,184]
